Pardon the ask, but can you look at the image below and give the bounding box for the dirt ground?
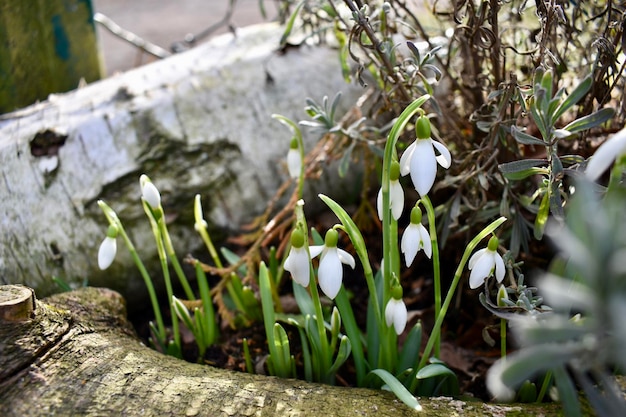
[92,0,267,76]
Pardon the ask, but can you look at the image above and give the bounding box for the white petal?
[586,127,626,180]
[98,237,117,270]
[399,141,416,176]
[431,140,452,169]
[468,248,487,270]
[142,181,161,208]
[376,188,384,221]
[385,298,408,335]
[401,224,419,267]
[384,299,395,327]
[287,148,301,179]
[494,252,505,283]
[309,245,324,259]
[390,180,405,220]
[337,248,356,269]
[318,249,343,299]
[393,299,408,335]
[417,224,432,258]
[284,247,310,287]
[410,139,437,196]
[469,251,494,289]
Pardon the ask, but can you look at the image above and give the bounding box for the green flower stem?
[318,195,381,326]
[273,114,306,199]
[379,96,430,371]
[420,196,441,358]
[412,216,506,390]
[382,95,431,311]
[159,220,195,300]
[144,201,181,355]
[98,200,166,345]
[294,200,332,382]
[194,259,217,349]
[308,267,333,382]
[194,195,248,315]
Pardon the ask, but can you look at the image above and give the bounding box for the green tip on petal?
[289,136,298,149]
[390,161,401,181]
[106,224,119,238]
[416,115,431,139]
[324,228,339,247]
[290,229,305,248]
[410,206,422,224]
[488,235,499,251]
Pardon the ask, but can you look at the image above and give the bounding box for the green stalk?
[144,201,181,355]
[412,216,506,390]
[420,196,441,358]
[159,221,195,300]
[98,200,166,345]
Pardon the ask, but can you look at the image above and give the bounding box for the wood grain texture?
[0,286,562,416]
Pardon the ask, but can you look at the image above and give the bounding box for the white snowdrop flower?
[468,236,505,289]
[98,225,118,270]
[585,127,626,181]
[385,293,408,335]
[401,207,432,267]
[283,229,311,287]
[399,115,451,196]
[377,161,404,220]
[140,174,161,208]
[287,137,302,179]
[309,229,355,300]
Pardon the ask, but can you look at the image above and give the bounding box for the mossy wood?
[0,285,563,416]
[0,23,361,302]
[0,0,101,113]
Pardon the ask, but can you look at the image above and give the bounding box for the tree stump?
[0,285,563,416]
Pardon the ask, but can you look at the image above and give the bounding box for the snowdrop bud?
[287,137,301,179]
[385,286,408,335]
[497,284,509,307]
[98,225,118,270]
[140,174,161,208]
[416,114,431,139]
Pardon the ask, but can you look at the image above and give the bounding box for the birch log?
[0,286,563,416]
[0,23,362,300]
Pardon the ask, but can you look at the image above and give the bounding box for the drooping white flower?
[309,228,356,299]
[399,115,451,196]
[468,236,505,289]
[585,127,626,180]
[287,137,302,179]
[385,297,408,335]
[284,229,311,287]
[98,225,119,270]
[377,161,404,220]
[140,174,161,208]
[401,207,432,267]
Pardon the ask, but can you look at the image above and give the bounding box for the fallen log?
[0,23,362,300]
[0,285,562,416]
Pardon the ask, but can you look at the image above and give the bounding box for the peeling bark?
[0,286,563,416]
